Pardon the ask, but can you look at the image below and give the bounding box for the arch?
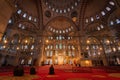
[85,22,105,33]
[85,23,100,33]
[107,8,120,26]
[44,16,78,31]
[14,20,38,30]
[11,33,20,44]
[85,36,108,66]
[86,36,101,44]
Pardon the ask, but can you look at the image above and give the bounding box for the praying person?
[49,65,55,75]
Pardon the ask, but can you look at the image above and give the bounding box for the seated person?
[13,66,19,76]
[13,65,24,76]
[30,66,36,75]
[49,65,55,75]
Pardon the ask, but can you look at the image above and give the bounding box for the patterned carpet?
[0,66,120,80]
[46,75,59,77]
[109,73,120,78]
[0,74,39,80]
[66,78,91,80]
[92,75,106,78]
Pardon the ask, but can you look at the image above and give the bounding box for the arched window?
[56,44,58,49]
[56,9,58,13]
[56,30,58,33]
[34,18,37,22]
[21,59,25,64]
[52,8,55,11]
[63,45,65,49]
[101,11,106,16]
[59,30,62,34]
[97,27,100,31]
[68,51,71,56]
[59,35,62,40]
[47,45,50,49]
[23,13,27,18]
[28,58,32,65]
[59,43,62,49]
[45,59,49,64]
[50,28,53,31]
[66,29,68,32]
[100,25,104,29]
[91,17,94,22]
[72,51,75,57]
[8,19,12,24]
[53,29,55,32]
[63,30,65,33]
[69,28,71,31]
[17,9,22,14]
[31,52,33,55]
[64,9,66,13]
[50,51,53,56]
[110,21,114,25]
[106,7,111,11]
[28,16,32,21]
[46,51,49,56]
[31,45,34,50]
[49,59,52,64]
[116,19,120,24]
[51,45,53,49]
[67,8,70,12]
[25,45,28,49]
[68,45,71,49]
[85,19,89,23]
[96,15,100,19]
[109,1,115,6]
[60,10,62,13]
[18,23,22,28]
[55,59,58,64]
[56,36,59,40]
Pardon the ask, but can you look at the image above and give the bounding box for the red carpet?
[0,65,120,80]
[34,65,120,80]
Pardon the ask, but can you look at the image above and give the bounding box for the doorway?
[58,55,64,65]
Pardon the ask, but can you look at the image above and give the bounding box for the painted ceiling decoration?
[85,0,116,24]
[47,17,73,29]
[7,0,119,33]
[46,17,75,34]
[44,0,80,13]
